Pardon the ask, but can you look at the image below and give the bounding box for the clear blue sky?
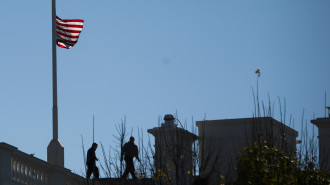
[1,0,329,175]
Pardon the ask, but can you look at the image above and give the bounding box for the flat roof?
[196,117,298,135]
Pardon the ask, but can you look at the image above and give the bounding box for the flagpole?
[52,0,58,140]
[47,0,64,167]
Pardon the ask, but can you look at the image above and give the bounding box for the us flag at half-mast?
[56,16,84,49]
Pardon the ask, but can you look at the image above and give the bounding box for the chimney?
[161,114,177,128]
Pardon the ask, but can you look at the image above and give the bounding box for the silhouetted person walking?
[121,136,140,179]
[86,143,99,181]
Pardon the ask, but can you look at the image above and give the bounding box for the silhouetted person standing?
[121,136,140,179]
[86,143,99,180]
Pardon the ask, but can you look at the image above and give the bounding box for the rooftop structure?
[311,116,330,172]
[196,117,298,184]
[148,114,198,185]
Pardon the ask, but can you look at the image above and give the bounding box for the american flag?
[56,16,84,49]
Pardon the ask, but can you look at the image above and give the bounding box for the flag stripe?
[57,30,81,37]
[57,43,72,49]
[57,30,80,38]
[56,19,84,26]
[57,25,83,31]
[56,22,83,28]
[57,34,79,41]
[57,35,78,42]
[57,40,74,46]
[57,39,74,48]
[57,39,75,46]
[56,26,82,34]
[56,16,84,23]
[56,15,84,49]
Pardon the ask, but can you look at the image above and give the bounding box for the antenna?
[326,91,330,118]
[93,115,95,143]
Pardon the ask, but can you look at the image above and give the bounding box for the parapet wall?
[0,142,84,185]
